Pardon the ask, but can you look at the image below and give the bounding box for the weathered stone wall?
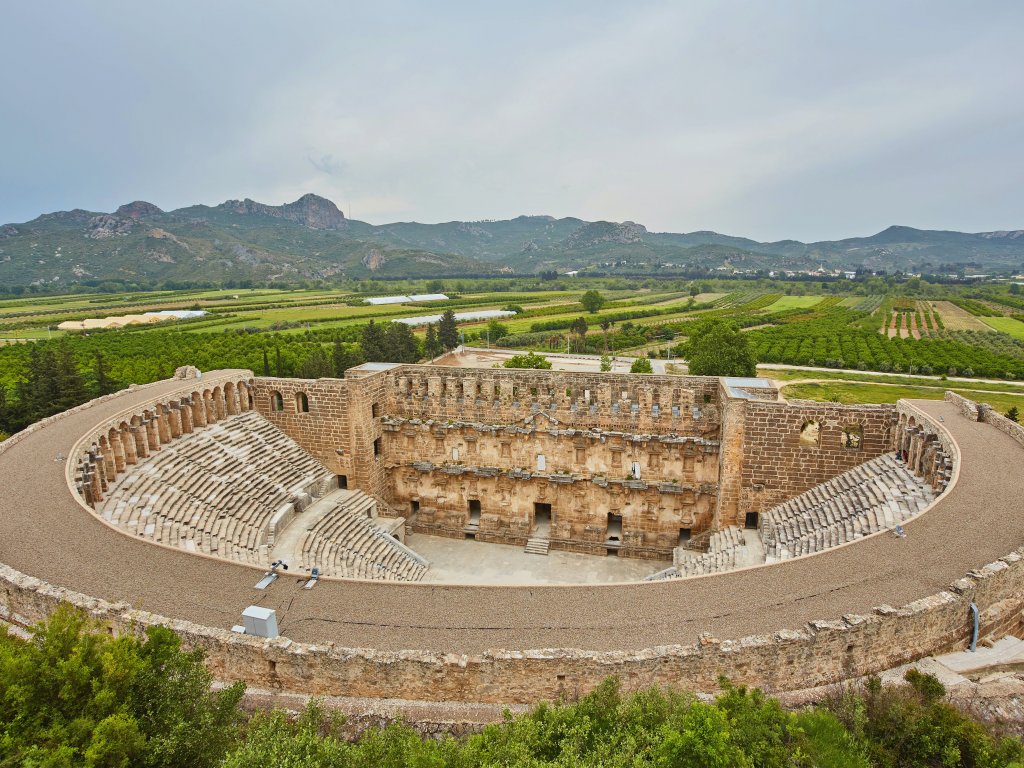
[384,416,719,555]
[251,376,389,499]
[738,400,896,517]
[714,387,748,528]
[248,366,909,548]
[2,542,1021,706]
[393,467,716,556]
[381,366,723,437]
[944,391,980,421]
[252,377,351,476]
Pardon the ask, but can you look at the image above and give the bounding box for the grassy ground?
[763,295,824,311]
[761,367,1024,395]
[781,381,1024,415]
[982,316,1024,340]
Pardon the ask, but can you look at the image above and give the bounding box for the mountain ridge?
[1,193,1020,287]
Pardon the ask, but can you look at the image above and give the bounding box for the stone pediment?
[523,410,560,428]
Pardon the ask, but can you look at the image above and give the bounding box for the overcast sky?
[1,1,1021,241]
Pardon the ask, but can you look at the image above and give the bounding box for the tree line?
[2,608,1021,767]
[0,311,470,439]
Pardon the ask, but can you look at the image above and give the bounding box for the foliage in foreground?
[224,676,1024,767]
[0,606,244,768]
[3,610,1024,767]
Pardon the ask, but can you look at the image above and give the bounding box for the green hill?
[2,193,1021,288]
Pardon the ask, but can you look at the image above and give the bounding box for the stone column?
[88,461,104,504]
[192,393,207,428]
[202,391,215,424]
[132,426,150,460]
[156,407,171,445]
[168,405,182,439]
[100,439,116,482]
[145,415,160,452]
[180,398,194,433]
[214,389,228,420]
[121,425,138,465]
[109,431,126,473]
[226,386,239,416]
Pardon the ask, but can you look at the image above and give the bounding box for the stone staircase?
[760,452,935,561]
[525,537,550,556]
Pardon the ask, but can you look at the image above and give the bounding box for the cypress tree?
[438,310,459,350]
[93,352,116,396]
[424,323,442,358]
[360,320,386,361]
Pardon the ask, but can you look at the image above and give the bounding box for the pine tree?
[55,342,86,409]
[0,383,10,436]
[361,320,387,361]
[424,324,442,358]
[333,339,363,376]
[297,346,333,379]
[438,310,459,350]
[383,322,421,363]
[262,349,270,376]
[93,352,116,396]
[275,347,283,377]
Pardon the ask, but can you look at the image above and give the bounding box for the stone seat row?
[98,411,333,566]
[298,491,427,582]
[760,453,935,561]
[645,526,749,580]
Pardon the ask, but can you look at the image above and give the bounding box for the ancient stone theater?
[2,360,1024,711]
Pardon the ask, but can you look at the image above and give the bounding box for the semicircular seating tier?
[646,450,944,580]
[759,451,938,561]
[297,490,429,581]
[96,410,428,580]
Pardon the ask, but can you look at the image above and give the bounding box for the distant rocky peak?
[565,220,647,248]
[217,193,347,230]
[115,201,163,219]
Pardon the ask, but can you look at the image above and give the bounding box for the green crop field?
[982,316,1024,340]
[6,277,1024,439]
[763,295,825,311]
[781,381,1024,415]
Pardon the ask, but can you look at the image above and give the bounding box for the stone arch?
[270,390,284,412]
[840,424,863,450]
[295,391,310,413]
[799,420,821,447]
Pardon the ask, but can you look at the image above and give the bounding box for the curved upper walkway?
[1,377,1022,655]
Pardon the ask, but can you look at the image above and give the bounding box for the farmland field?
[763,296,824,311]
[929,301,992,332]
[6,277,1024,440]
[982,316,1024,340]
[781,382,1024,415]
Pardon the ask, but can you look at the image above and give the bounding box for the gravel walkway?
[1,386,1021,655]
